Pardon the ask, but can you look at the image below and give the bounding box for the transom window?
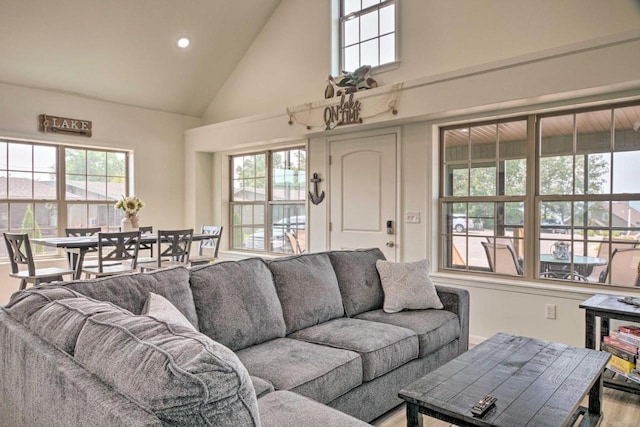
[0,139,131,258]
[230,147,306,254]
[340,0,396,72]
[440,101,640,288]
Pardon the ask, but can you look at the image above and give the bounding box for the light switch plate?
[405,212,420,223]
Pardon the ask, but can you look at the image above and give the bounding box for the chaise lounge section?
[0,248,469,426]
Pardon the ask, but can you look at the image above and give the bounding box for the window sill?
[431,270,640,299]
[371,61,400,75]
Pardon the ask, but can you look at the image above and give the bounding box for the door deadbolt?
[386,241,394,247]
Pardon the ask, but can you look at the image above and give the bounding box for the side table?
[579,293,640,395]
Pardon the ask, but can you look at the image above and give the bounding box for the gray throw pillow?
[143,292,196,331]
[375,259,443,313]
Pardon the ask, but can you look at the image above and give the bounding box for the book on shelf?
[611,328,640,346]
[608,354,635,374]
[601,342,637,363]
[619,325,640,336]
[603,335,639,355]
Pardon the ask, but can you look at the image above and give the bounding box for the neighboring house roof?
[0,177,125,200]
[612,201,640,228]
[233,186,306,202]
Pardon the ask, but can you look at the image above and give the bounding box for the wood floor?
[372,388,640,427]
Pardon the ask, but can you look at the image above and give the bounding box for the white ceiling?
[0,0,281,117]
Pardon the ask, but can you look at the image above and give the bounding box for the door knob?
[386,241,394,247]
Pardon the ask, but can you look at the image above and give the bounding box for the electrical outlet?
[545,304,556,319]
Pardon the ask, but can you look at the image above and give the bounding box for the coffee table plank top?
[399,333,610,427]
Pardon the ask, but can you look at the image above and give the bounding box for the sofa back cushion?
[56,267,198,329]
[268,253,344,335]
[74,311,261,427]
[4,287,84,324]
[190,258,286,351]
[327,248,386,317]
[28,297,131,355]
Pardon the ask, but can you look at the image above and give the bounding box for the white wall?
[0,82,200,305]
[185,0,640,347]
[202,0,640,124]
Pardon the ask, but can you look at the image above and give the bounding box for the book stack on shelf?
[602,325,640,384]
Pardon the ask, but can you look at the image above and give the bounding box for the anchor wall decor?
[309,173,325,205]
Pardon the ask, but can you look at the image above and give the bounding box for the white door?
[330,133,397,260]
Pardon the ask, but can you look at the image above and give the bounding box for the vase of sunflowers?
[115,195,144,231]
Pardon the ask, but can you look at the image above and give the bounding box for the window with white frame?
[340,0,396,72]
[440,101,640,288]
[0,139,131,258]
[230,147,306,254]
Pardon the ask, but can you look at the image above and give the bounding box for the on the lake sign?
[39,114,92,137]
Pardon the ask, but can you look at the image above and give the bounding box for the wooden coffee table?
[399,333,610,427]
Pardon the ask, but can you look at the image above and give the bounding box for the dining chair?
[3,232,75,290]
[603,248,640,286]
[481,241,523,276]
[65,227,119,270]
[81,231,141,278]
[189,226,223,266]
[136,226,155,264]
[138,229,193,271]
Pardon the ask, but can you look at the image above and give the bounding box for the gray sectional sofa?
[0,248,469,426]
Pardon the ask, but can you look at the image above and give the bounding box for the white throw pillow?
[375,259,444,313]
[143,292,195,330]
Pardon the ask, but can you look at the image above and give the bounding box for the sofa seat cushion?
[268,253,344,335]
[327,248,386,317]
[251,376,275,398]
[74,311,260,427]
[28,297,131,355]
[355,309,460,358]
[190,258,286,351]
[236,337,362,404]
[258,391,371,427]
[289,318,418,381]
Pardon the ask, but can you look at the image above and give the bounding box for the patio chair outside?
[481,241,523,276]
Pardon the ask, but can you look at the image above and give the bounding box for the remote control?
[471,394,497,417]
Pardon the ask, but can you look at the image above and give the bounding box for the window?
[340,0,396,72]
[440,101,640,288]
[0,139,131,258]
[230,147,307,254]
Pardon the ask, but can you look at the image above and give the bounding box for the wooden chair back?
[97,231,141,272]
[198,225,222,258]
[65,227,101,252]
[4,233,37,276]
[155,229,193,268]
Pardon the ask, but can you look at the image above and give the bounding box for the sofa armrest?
[434,284,469,353]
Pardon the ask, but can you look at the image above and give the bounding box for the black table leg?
[588,372,603,417]
[585,310,596,349]
[406,403,423,427]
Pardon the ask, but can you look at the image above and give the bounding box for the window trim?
[437,99,640,289]
[229,146,307,255]
[338,0,399,73]
[0,137,132,259]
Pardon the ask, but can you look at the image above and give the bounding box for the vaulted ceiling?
[0,0,281,117]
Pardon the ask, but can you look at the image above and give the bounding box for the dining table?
[32,232,212,279]
[539,254,607,281]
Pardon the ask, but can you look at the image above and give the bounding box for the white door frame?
[326,126,402,260]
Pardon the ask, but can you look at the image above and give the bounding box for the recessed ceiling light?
[177,37,190,48]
